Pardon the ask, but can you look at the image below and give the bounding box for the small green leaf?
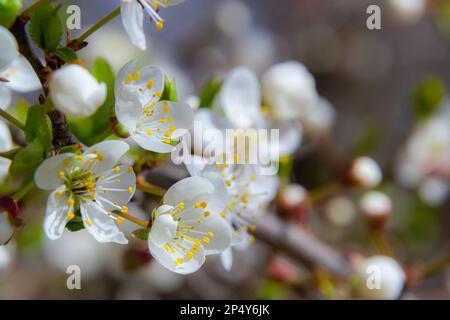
[54,47,78,63]
[10,140,44,177]
[132,228,149,241]
[29,2,63,50]
[24,105,53,154]
[161,76,178,102]
[0,0,22,28]
[411,76,446,121]
[199,77,222,109]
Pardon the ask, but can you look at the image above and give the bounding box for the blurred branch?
[252,214,354,278]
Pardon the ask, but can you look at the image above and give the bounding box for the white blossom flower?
[185,156,279,271]
[0,26,41,108]
[49,64,107,118]
[350,156,383,188]
[359,191,392,218]
[115,60,193,153]
[120,0,185,50]
[148,176,232,274]
[388,0,426,23]
[0,121,12,183]
[34,140,136,244]
[356,255,405,300]
[194,67,302,164]
[262,61,318,121]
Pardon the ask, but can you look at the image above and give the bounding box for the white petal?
[83,140,130,174]
[0,120,12,152]
[131,131,176,153]
[115,90,143,130]
[94,165,136,211]
[0,26,18,72]
[0,85,12,109]
[148,236,205,274]
[115,59,137,95]
[214,67,262,129]
[3,56,41,92]
[184,154,209,177]
[121,0,146,50]
[149,213,178,246]
[180,198,231,255]
[80,200,128,244]
[34,153,74,190]
[43,187,73,240]
[275,121,302,156]
[164,177,215,207]
[156,0,185,7]
[220,247,233,271]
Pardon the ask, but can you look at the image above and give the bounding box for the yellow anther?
[242,225,249,232]
[117,216,125,224]
[160,117,166,123]
[194,202,201,209]
[75,155,84,161]
[104,190,108,193]
[202,237,210,244]
[200,201,207,209]
[178,202,185,209]
[194,239,201,248]
[58,171,65,179]
[220,212,226,219]
[66,211,75,219]
[207,232,214,237]
[153,0,159,10]
[162,139,171,144]
[250,225,256,232]
[85,220,92,227]
[177,257,183,264]
[215,162,221,169]
[128,166,133,173]
[203,211,210,217]
[157,127,161,131]
[167,117,173,123]
[66,199,74,206]
[146,129,153,136]
[121,206,129,213]
[115,179,121,183]
[113,201,118,206]
[224,162,229,168]
[146,79,154,90]
[164,131,171,138]
[134,72,141,81]
[128,186,133,193]
[155,21,164,30]
[55,190,63,196]
[220,171,225,177]
[249,235,255,243]
[124,79,130,85]
[96,153,104,161]
[164,244,169,252]
[163,103,169,113]
[197,219,202,224]
[153,91,162,98]
[186,252,193,260]
[225,180,232,187]
[234,153,239,163]
[113,166,120,173]
[169,125,176,132]
[127,74,133,81]
[170,247,175,253]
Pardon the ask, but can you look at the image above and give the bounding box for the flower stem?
[308,181,341,203]
[370,230,392,256]
[136,176,166,197]
[114,211,149,228]
[12,180,35,201]
[76,7,121,43]
[0,148,22,160]
[20,0,49,19]
[421,254,450,279]
[0,109,26,131]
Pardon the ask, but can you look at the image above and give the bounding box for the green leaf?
[199,77,222,109]
[54,47,78,63]
[161,76,178,102]
[0,0,22,28]
[10,140,44,177]
[411,76,446,121]
[29,2,63,51]
[24,105,53,154]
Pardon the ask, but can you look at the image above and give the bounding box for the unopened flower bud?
[359,191,392,231]
[278,184,309,223]
[349,156,382,188]
[388,0,426,24]
[356,255,405,300]
[49,64,107,118]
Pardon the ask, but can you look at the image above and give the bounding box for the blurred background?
[1,0,450,299]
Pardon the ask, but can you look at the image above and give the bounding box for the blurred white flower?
[215,0,252,38]
[115,60,193,153]
[303,97,336,133]
[0,26,41,108]
[0,121,12,183]
[388,0,426,23]
[324,196,355,228]
[262,61,318,121]
[49,64,107,118]
[148,177,232,274]
[359,191,392,218]
[418,176,449,207]
[120,0,185,50]
[34,141,135,244]
[186,156,278,271]
[350,156,383,188]
[356,255,405,300]
[0,242,15,270]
